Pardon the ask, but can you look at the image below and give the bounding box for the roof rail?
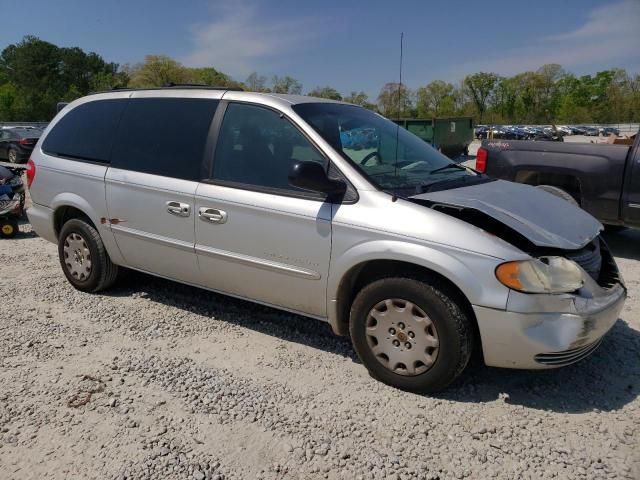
[163,82,244,91]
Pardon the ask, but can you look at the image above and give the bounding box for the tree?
[463,72,498,123]
[245,72,269,92]
[307,86,342,100]
[127,55,190,88]
[271,75,302,94]
[343,91,375,110]
[377,83,413,118]
[0,35,125,120]
[190,67,242,88]
[416,80,454,117]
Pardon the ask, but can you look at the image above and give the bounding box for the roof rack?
[163,82,243,91]
[108,84,243,92]
[89,84,246,96]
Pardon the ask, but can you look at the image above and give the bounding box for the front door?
[195,102,332,317]
[106,95,220,284]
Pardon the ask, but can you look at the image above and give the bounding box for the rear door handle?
[166,201,190,217]
[199,207,227,224]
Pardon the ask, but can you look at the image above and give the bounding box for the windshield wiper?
[429,163,468,175]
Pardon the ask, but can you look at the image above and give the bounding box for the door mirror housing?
[288,161,347,198]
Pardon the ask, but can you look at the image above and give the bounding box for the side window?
[41,99,127,163]
[212,103,326,193]
[0,131,10,140]
[111,98,219,181]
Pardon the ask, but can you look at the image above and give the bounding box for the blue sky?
[2,0,639,97]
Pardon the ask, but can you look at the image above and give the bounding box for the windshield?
[293,102,479,194]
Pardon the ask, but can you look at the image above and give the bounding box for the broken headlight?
[495,257,583,293]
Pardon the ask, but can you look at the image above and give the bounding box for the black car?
[601,127,620,137]
[0,127,42,163]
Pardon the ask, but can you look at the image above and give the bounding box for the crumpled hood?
[411,180,602,249]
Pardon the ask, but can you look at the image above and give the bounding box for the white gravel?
[1,221,639,480]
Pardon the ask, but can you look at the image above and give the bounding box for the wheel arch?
[327,241,504,339]
[51,194,101,239]
[514,170,583,205]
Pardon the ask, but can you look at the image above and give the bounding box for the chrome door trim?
[629,203,640,209]
[195,244,321,280]
[198,207,227,224]
[111,224,194,253]
[166,201,191,217]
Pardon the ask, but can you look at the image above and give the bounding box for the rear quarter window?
[42,99,127,163]
[111,98,219,180]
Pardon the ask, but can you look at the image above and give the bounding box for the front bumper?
[474,263,627,370]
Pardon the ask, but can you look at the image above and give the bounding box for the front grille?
[565,238,602,280]
[534,340,602,366]
[597,240,621,289]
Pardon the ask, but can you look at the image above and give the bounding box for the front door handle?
[199,207,228,224]
[166,201,190,217]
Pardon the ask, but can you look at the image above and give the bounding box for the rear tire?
[349,277,474,393]
[8,149,18,163]
[58,218,119,292]
[536,185,579,206]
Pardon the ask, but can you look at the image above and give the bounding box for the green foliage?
[0,35,123,120]
[0,35,637,124]
[307,86,342,100]
[377,83,413,118]
[416,80,455,117]
[343,91,375,109]
[271,75,302,95]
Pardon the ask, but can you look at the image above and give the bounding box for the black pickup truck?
[476,134,640,228]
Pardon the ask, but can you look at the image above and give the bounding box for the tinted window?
[212,103,325,193]
[42,99,127,163]
[111,98,218,180]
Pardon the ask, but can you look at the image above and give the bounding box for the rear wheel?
[7,149,18,163]
[0,219,18,238]
[58,218,119,292]
[349,277,474,393]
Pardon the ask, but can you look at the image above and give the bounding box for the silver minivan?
[26,87,626,392]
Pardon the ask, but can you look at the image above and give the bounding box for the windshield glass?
[293,102,478,194]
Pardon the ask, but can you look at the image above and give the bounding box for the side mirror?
[288,161,347,198]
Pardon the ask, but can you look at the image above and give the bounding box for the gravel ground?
[0,221,638,480]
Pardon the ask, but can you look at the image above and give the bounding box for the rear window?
[111,98,219,180]
[12,128,42,138]
[42,99,127,163]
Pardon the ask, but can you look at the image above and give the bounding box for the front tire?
[8,149,18,163]
[58,218,119,292]
[350,277,474,393]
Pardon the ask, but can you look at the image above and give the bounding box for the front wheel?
[8,149,18,163]
[58,218,119,292]
[350,277,474,393]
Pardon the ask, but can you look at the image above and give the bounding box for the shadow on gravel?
[107,270,357,359]
[441,319,640,413]
[108,271,639,414]
[602,228,640,261]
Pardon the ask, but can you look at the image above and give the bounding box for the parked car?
[0,127,42,163]
[27,88,626,393]
[477,133,640,228]
[601,127,620,137]
[583,126,599,136]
